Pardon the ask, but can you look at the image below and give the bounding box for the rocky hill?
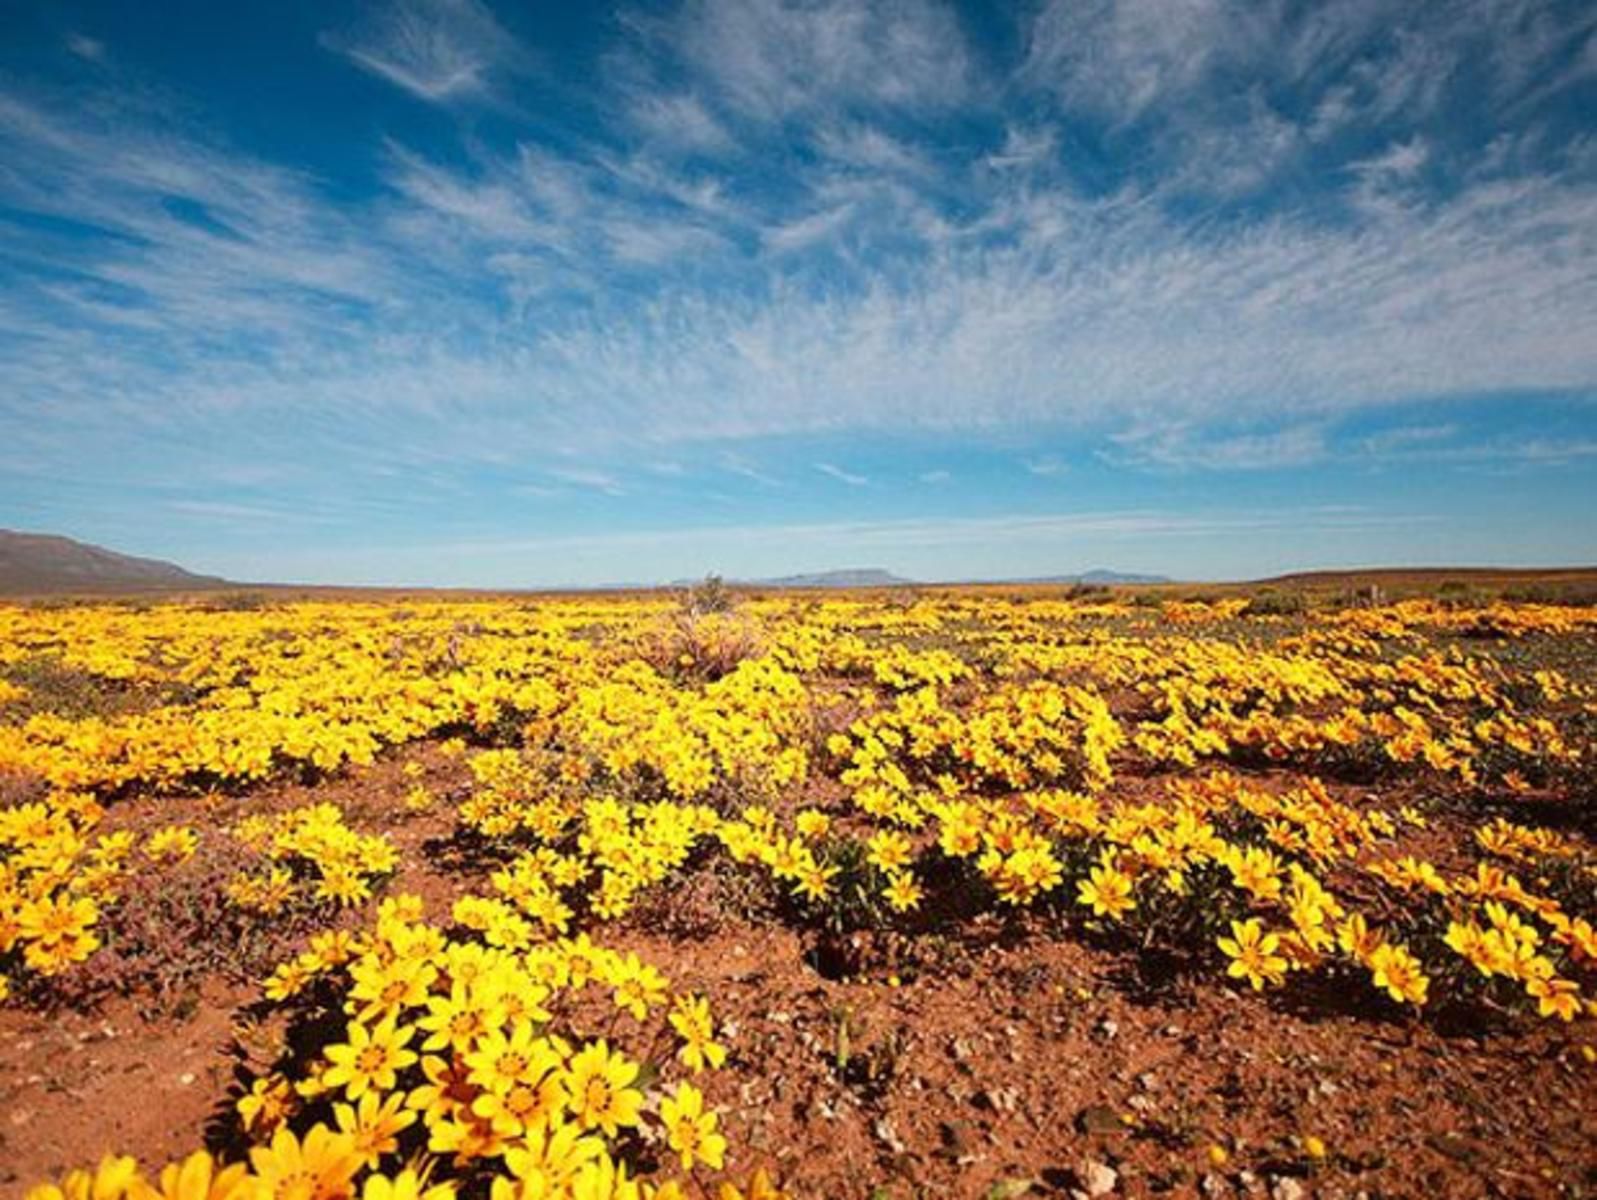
[0,530,224,595]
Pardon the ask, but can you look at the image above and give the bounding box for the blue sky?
[1,0,1595,586]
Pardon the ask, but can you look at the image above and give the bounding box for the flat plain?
[2,585,1595,1200]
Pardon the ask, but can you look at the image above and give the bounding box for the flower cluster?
[230,804,398,913]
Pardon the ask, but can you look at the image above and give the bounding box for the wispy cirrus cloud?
[814,462,868,486]
[1105,424,1331,471]
[65,33,106,63]
[1,0,1595,570]
[640,0,973,122]
[547,467,626,496]
[322,0,521,103]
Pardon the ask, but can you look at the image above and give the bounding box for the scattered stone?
[873,1115,906,1154]
[1424,1132,1480,1163]
[1097,1018,1120,1040]
[1078,1158,1118,1197]
[178,1072,196,1086]
[938,1119,975,1158]
[1270,1179,1305,1200]
[986,1179,1034,1199]
[1075,1104,1125,1136]
[1200,1173,1229,1198]
[1137,1071,1158,1091]
[980,1086,1021,1114]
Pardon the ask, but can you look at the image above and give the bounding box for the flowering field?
[2,590,1594,1200]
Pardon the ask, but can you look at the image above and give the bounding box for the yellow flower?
[503,1119,606,1185]
[26,1155,143,1200]
[322,1018,418,1101]
[416,983,496,1054]
[237,1075,297,1138]
[17,893,100,975]
[471,1070,568,1139]
[866,830,913,873]
[568,1155,640,1200]
[714,1169,789,1200]
[794,811,830,839]
[145,826,200,865]
[131,1152,251,1200]
[882,870,923,913]
[1335,914,1382,964]
[347,956,435,1023]
[565,1040,644,1137]
[1226,846,1284,903]
[1218,919,1288,990]
[1368,943,1429,1007]
[361,1170,454,1200]
[334,1091,417,1167]
[247,1124,363,1200]
[659,1082,728,1172]
[464,1021,563,1096]
[1076,863,1135,919]
[1526,975,1581,1022]
[669,994,728,1074]
[608,952,669,1021]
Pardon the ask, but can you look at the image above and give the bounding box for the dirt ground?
[3,744,1594,1200]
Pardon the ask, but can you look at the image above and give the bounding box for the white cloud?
[3,0,1597,502]
[985,125,1056,171]
[324,0,519,103]
[815,124,932,177]
[763,203,855,254]
[547,467,626,496]
[627,93,736,153]
[1359,423,1459,454]
[1026,0,1215,116]
[1350,137,1430,180]
[66,34,106,62]
[1106,425,1330,471]
[656,0,973,121]
[814,462,868,486]
[719,454,781,486]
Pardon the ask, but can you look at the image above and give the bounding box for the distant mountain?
[670,567,915,589]
[0,530,225,595]
[755,567,915,589]
[667,567,1168,589]
[1013,569,1171,585]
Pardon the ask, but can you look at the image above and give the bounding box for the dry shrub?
[642,576,765,680]
[31,838,332,1019]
